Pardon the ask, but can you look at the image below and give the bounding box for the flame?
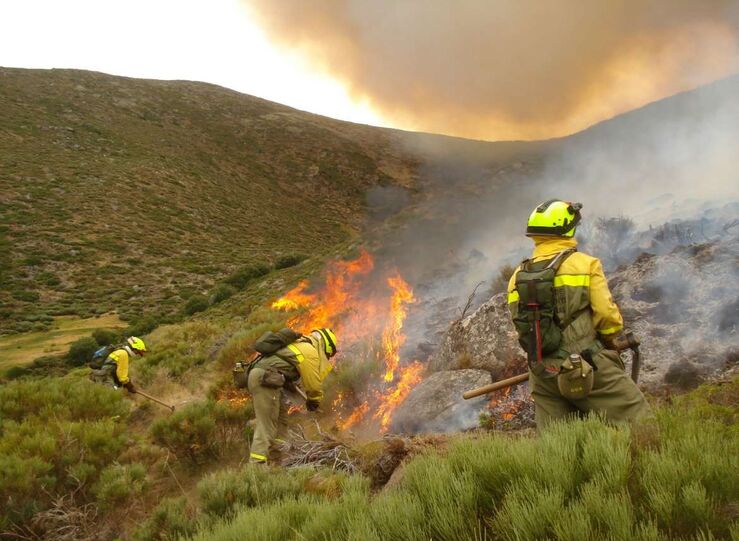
[382,273,415,382]
[271,280,316,311]
[270,250,424,433]
[337,401,369,431]
[374,361,424,432]
[272,250,374,336]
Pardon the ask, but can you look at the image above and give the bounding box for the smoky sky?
[245,0,739,140]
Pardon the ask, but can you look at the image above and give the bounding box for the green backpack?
[512,249,575,365]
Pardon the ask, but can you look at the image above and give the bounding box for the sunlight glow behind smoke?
[245,0,739,140]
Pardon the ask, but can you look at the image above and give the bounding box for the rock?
[430,293,524,377]
[609,237,739,390]
[390,369,491,434]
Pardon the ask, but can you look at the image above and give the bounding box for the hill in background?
[0,68,416,334]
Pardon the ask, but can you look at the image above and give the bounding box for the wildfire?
[270,250,425,433]
[271,280,316,311]
[272,250,374,336]
[382,274,415,382]
[337,401,369,431]
[374,361,424,432]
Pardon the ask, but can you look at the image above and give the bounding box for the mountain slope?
[0,68,416,333]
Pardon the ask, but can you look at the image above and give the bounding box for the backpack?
[88,344,120,370]
[253,328,302,355]
[512,249,575,365]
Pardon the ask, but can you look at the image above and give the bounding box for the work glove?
[124,381,137,393]
[306,399,320,412]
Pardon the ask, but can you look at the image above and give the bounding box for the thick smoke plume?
[244,0,739,140]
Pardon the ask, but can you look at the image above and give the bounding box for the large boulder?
[429,293,525,377]
[390,369,492,434]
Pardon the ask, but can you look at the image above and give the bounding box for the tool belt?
[529,340,602,379]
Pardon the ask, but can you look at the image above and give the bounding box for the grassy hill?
[0,67,417,334]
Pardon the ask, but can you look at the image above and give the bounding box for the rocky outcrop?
[428,294,525,377]
[390,369,492,433]
[608,238,739,390]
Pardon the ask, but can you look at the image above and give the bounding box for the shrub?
[184,295,209,315]
[224,264,271,290]
[150,400,248,464]
[93,328,121,346]
[210,283,236,305]
[66,336,99,366]
[93,463,147,510]
[275,254,307,270]
[133,497,199,541]
[126,314,162,336]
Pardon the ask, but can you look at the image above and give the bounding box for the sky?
[0,0,385,126]
[1,0,738,141]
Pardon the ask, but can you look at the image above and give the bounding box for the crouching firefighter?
[245,327,337,464]
[90,336,147,393]
[507,200,649,427]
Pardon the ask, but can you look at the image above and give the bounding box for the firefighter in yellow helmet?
[247,328,337,464]
[506,200,649,426]
[94,336,147,393]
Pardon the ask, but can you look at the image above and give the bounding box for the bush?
[93,328,121,346]
[210,284,236,305]
[126,314,163,336]
[150,400,249,464]
[0,378,129,530]
[93,462,147,510]
[275,254,307,270]
[67,336,99,366]
[133,497,199,541]
[184,295,209,315]
[224,264,271,290]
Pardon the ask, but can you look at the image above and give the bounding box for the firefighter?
[247,328,337,464]
[91,336,147,393]
[506,200,649,426]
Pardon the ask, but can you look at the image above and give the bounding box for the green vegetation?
[0,67,413,335]
[0,314,125,370]
[182,385,738,541]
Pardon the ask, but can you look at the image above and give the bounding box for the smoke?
[244,0,739,140]
[368,74,739,368]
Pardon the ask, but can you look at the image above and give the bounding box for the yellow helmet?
[126,336,147,353]
[313,328,338,358]
[526,200,582,238]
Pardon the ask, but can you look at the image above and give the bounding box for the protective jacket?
[254,333,333,401]
[507,237,623,360]
[106,346,133,385]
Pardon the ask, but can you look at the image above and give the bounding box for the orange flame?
[338,401,370,431]
[382,274,415,382]
[272,250,374,336]
[374,361,424,432]
[271,280,316,311]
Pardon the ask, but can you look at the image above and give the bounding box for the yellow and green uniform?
[247,333,332,463]
[106,347,132,386]
[507,236,649,426]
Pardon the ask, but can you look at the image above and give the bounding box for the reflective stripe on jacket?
[507,237,623,354]
[261,334,333,401]
[106,348,130,384]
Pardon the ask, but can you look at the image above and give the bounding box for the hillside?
[0,67,417,334]
[0,68,737,541]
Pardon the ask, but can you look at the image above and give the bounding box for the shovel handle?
[463,372,529,400]
[134,389,175,411]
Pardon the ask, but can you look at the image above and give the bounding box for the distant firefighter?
[89,336,147,393]
[506,200,649,426]
[242,327,337,464]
